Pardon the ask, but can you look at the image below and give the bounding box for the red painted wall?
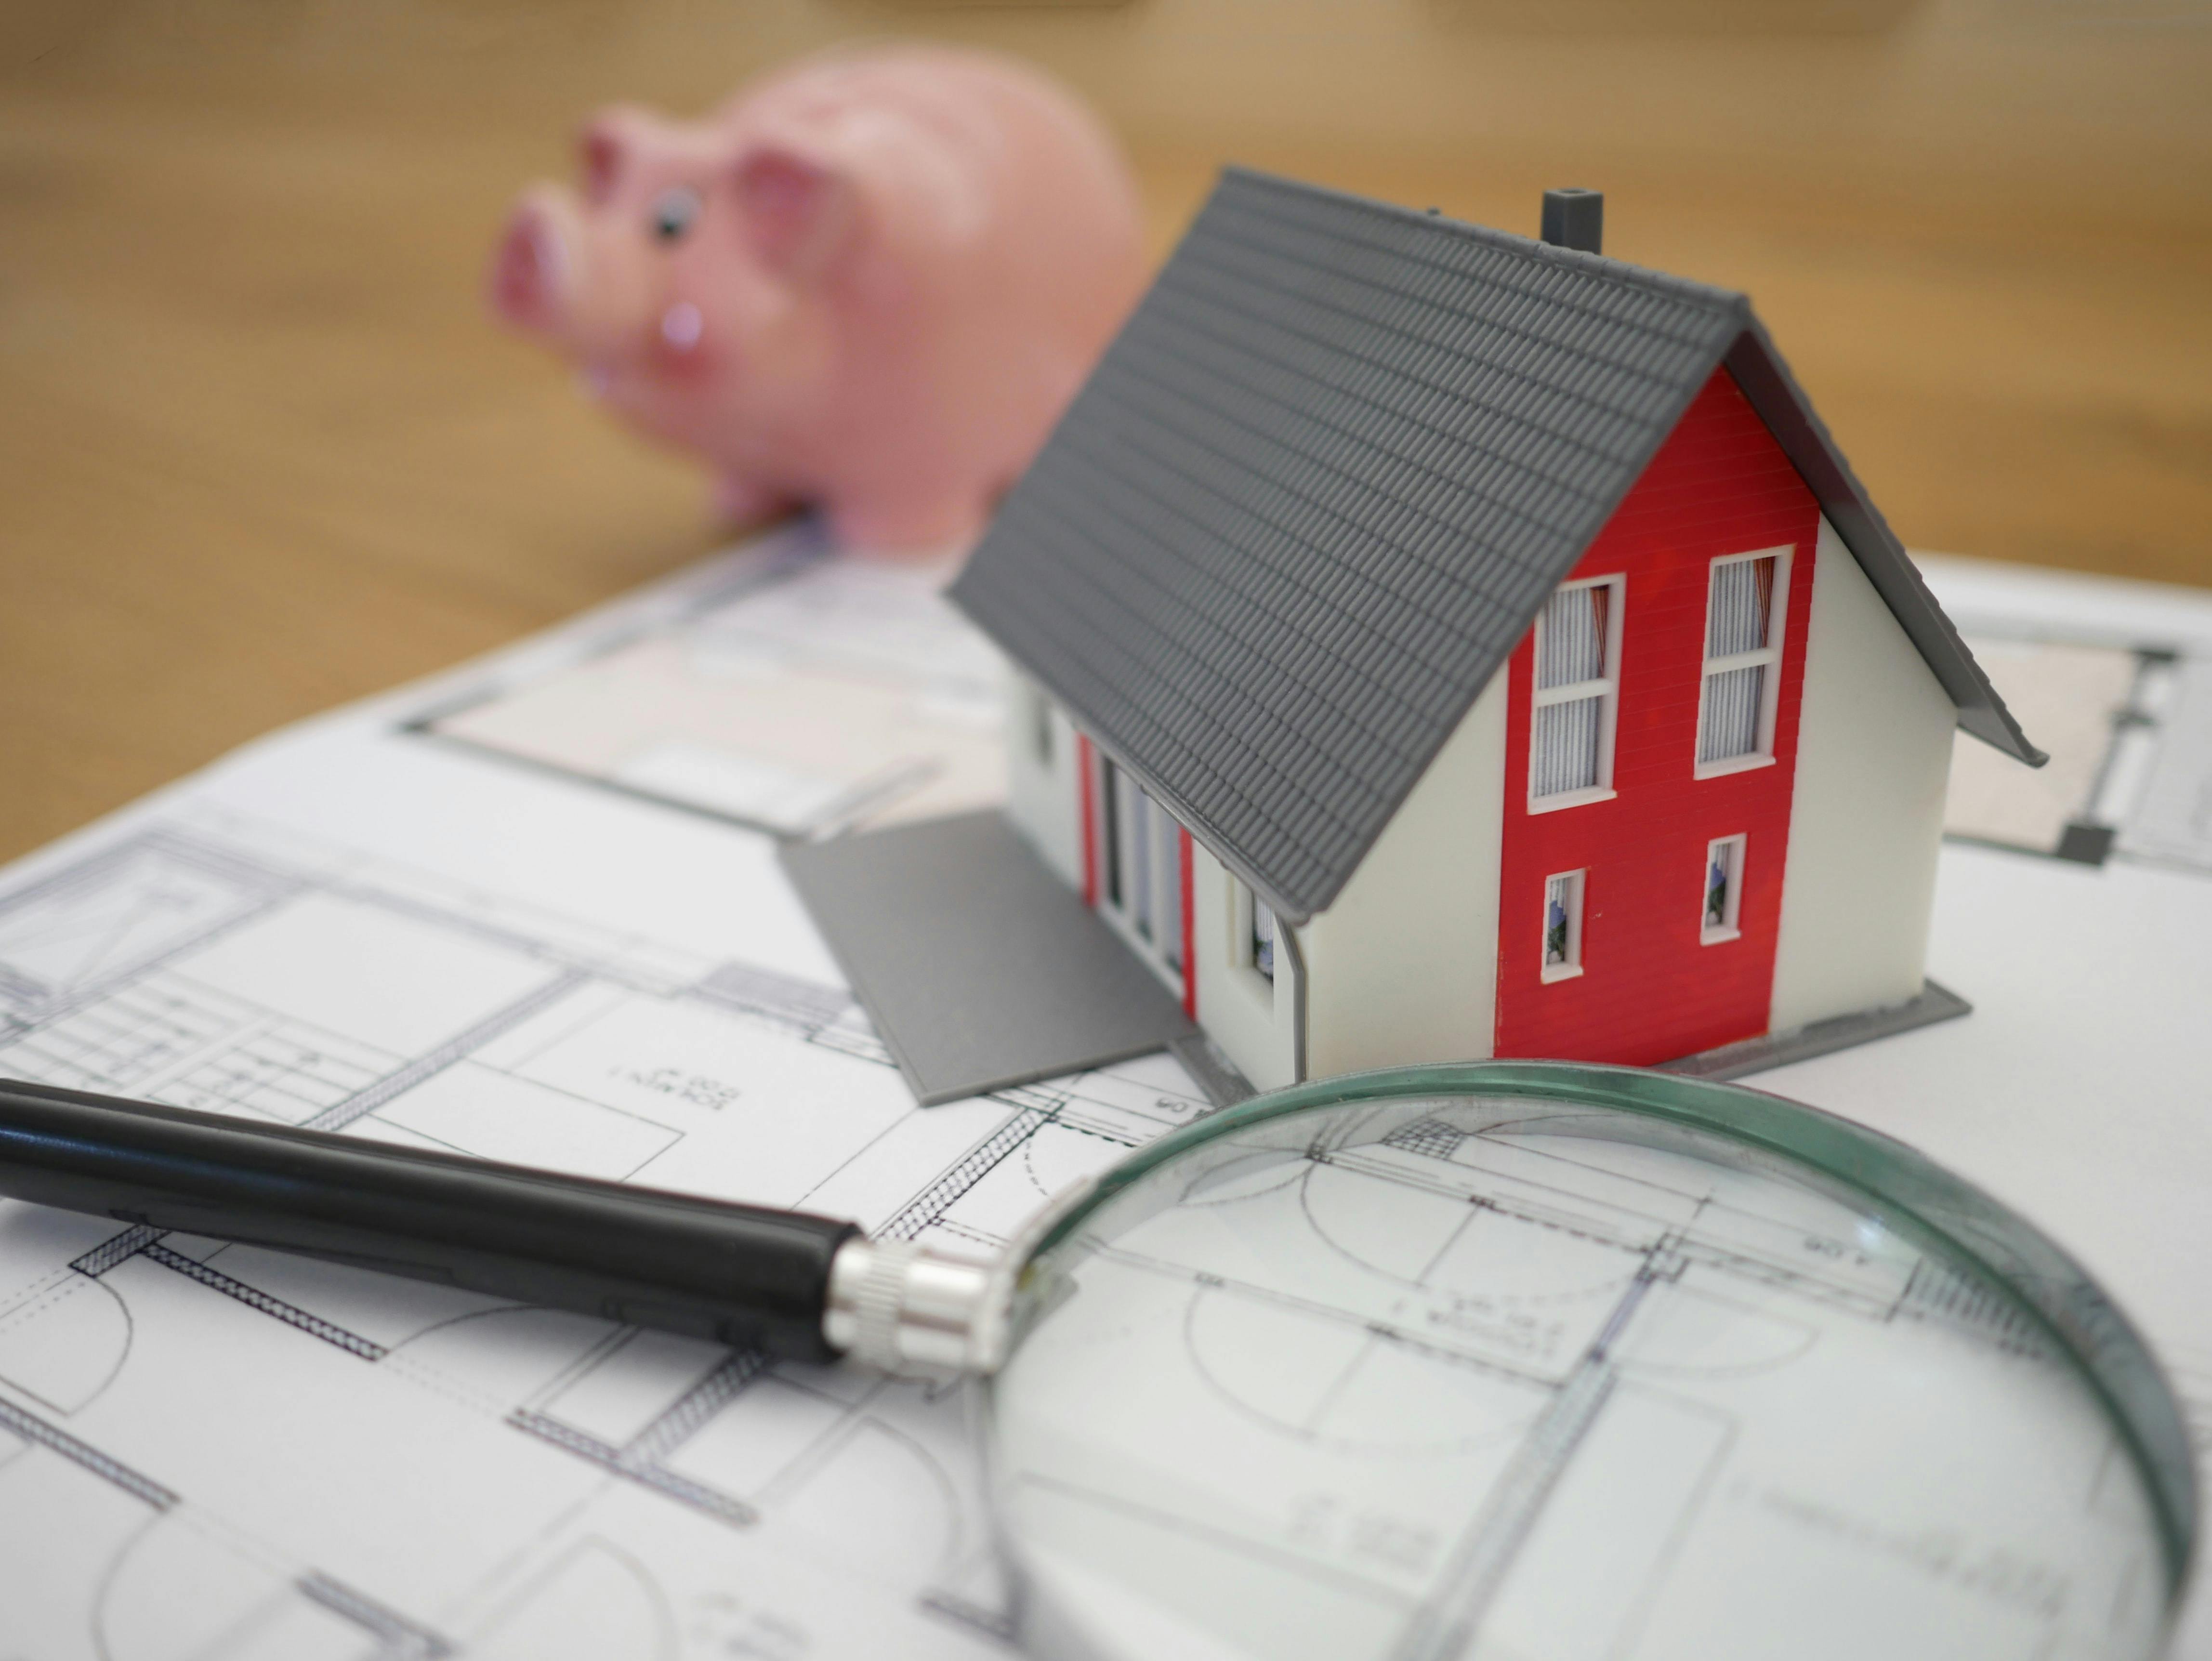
[1493,368,1821,1065]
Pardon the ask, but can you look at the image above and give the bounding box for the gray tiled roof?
[951,169,2039,923]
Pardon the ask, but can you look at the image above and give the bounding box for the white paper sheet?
[1,540,2209,1658]
[1796,555,2212,1656]
[426,526,1006,839]
[0,533,1211,1659]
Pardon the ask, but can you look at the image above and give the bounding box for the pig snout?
[489,186,580,337]
[489,185,692,387]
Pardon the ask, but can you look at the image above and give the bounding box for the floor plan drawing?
[425,529,1008,841]
[995,1109,2165,1661]
[3,538,2211,1658]
[1941,632,2199,870]
[0,809,1211,1660]
[1932,557,2212,878]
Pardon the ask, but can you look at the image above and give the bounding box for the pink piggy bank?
[490,45,1147,553]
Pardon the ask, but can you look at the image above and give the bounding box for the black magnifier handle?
[0,1078,999,1371]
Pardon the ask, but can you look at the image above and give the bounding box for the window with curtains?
[1541,869,1585,982]
[1702,834,1745,944]
[1529,576,1624,809]
[1233,879,1276,985]
[1696,550,1791,774]
[1100,757,1185,978]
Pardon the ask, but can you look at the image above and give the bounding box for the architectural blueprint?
[424,527,1006,840]
[1936,557,2212,874]
[998,1110,2161,1660]
[0,725,1209,1658]
[0,534,2210,1657]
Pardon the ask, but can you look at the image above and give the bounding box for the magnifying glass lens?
[987,1078,2181,1661]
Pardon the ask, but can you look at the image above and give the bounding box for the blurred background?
[2,0,2208,862]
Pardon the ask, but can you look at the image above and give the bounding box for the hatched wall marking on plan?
[509,1348,773,1529]
[299,1572,454,1661]
[305,969,592,1133]
[0,1394,178,1511]
[139,1245,389,1362]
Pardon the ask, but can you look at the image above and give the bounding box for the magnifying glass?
[0,1063,2193,1659]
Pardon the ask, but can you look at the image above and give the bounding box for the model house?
[940,171,2041,1096]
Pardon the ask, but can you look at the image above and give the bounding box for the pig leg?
[711,471,795,527]
[828,490,994,556]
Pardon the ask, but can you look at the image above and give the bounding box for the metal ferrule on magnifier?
[822,1177,1095,1374]
[824,1237,1004,1372]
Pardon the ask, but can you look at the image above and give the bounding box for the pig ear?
[731,143,856,280]
[578,106,655,206]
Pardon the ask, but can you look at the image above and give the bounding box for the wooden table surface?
[4,4,2209,867]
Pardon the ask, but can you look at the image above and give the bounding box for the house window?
[1696,550,1791,774]
[1233,880,1277,984]
[1702,835,1745,944]
[1102,759,1127,910]
[1530,577,1624,810]
[1026,684,1054,767]
[1100,758,1185,976]
[1540,870,1585,982]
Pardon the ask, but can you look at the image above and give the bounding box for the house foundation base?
[1167,1034,1258,1109]
[1658,979,1971,1083]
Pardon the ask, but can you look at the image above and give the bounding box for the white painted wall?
[1769,516,1957,1031]
[1018,665,1512,1091]
[1002,676,1302,1089]
[1299,672,1510,1080]
[1002,671,1082,889]
[1190,843,1302,1092]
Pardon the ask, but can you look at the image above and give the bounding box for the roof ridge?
[1219,164,1753,319]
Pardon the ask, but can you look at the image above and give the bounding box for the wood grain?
[2,0,2207,863]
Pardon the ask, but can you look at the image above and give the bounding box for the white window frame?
[1701,834,1746,945]
[1540,869,1586,983]
[1528,574,1626,815]
[1693,547,1793,780]
[1096,754,1186,993]
[1230,878,1277,989]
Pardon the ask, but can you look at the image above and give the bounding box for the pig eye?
[651,185,700,243]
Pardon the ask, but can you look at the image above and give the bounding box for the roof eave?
[1724,321,2047,768]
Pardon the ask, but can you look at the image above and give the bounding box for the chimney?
[1540,189,1604,255]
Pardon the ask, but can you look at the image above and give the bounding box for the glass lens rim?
[1019,1058,2196,1592]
